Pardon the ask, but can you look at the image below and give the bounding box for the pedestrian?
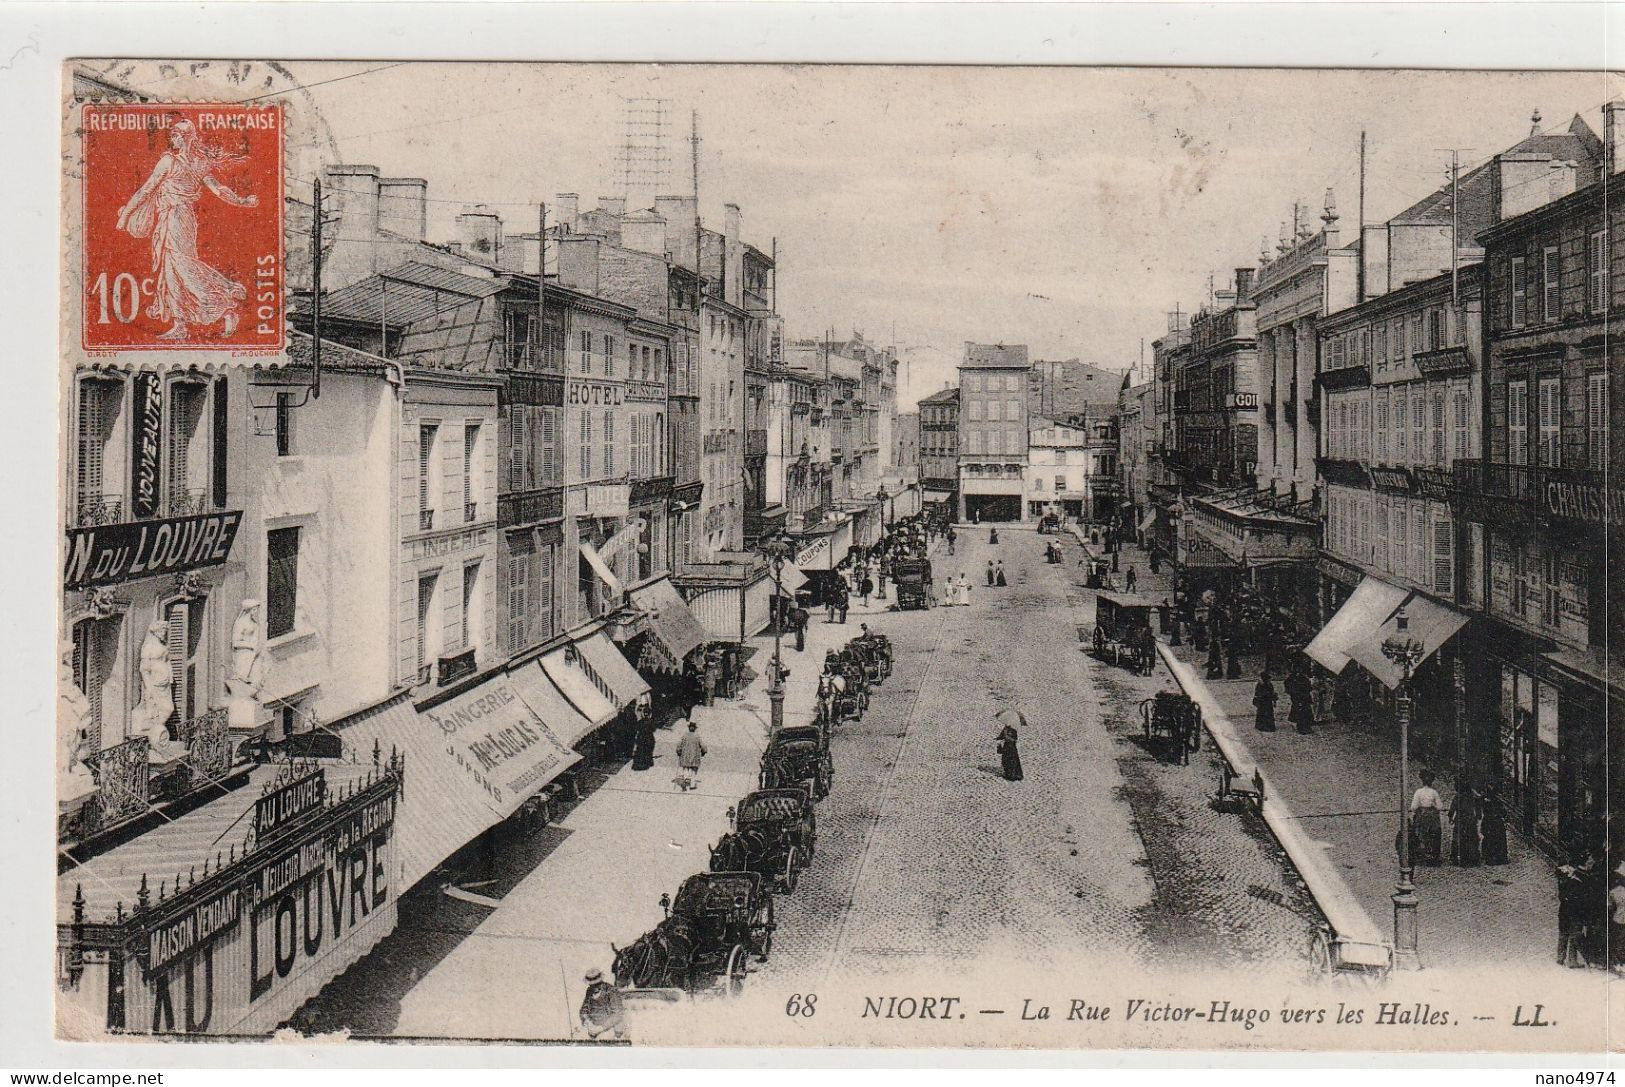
[986,560,996,586]
[837,583,850,624]
[793,603,809,652]
[926,579,938,608]
[1125,566,1137,593]
[1285,664,1314,733]
[1205,634,1224,680]
[1557,847,1594,968]
[1449,785,1482,867]
[859,574,874,606]
[957,572,972,607]
[947,527,957,555]
[1609,867,1625,973]
[702,649,720,707]
[1480,792,1510,865]
[1252,669,1277,732]
[996,722,1024,781]
[878,565,888,599]
[1409,769,1444,867]
[578,968,627,1040]
[989,526,999,545]
[631,706,658,771]
[826,587,838,624]
[1149,550,1160,575]
[675,721,707,792]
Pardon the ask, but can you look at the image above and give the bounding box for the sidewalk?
[1091,530,1562,973]
[387,556,920,1040]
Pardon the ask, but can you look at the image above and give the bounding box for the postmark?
[79,102,284,352]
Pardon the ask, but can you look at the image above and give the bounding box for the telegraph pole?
[1357,129,1366,303]
[1435,147,1474,305]
[311,176,322,398]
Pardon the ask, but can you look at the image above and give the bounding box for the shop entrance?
[964,493,1022,522]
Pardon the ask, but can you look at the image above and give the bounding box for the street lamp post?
[760,530,794,735]
[877,484,892,532]
[1381,605,1427,971]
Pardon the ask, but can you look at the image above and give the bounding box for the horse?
[611,915,698,990]
[709,827,772,875]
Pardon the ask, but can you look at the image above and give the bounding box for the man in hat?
[579,967,626,1040]
[675,720,707,791]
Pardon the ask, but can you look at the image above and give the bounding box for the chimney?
[1605,101,1625,175]
[325,163,381,238]
[1495,153,1558,221]
[1548,159,1578,203]
[456,205,503,262]
[622,210,668,257]
[1234,267,1256,300]
[655,195,698,268]
[1321,187,1340,246]
[598,195,626,219]
[723,202,741,241]
[555,193,580,233]
[377,177,427,242]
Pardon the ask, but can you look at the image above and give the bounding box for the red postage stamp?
[80,102,284,352]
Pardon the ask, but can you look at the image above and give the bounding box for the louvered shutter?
[1592,231,1609,313]
[1590,373,1609,471]
[166,602,188,724]
[1538,376,1560,467]
[541,407,557,483]
[1543,248,1559,322]
[1433,511,1454,597]
[1511,257,1528,327]
[603,409,615,475]
[419,424,437,516]
[1508,381,1528,466]
[582,411,593,477]
[76,382,107,508]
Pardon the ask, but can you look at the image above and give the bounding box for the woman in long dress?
[1409,769,1444,867]
[115,119,259,340]
[996,724,1024,781]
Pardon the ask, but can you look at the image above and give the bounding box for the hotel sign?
[64,510,243,590]
[566,380,624,407]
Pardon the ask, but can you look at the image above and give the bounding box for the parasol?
[994,707,1028,730]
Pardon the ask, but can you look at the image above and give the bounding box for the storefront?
[57,752,405,1036]
[674,558,773,642]
[791,518,852,605]
[626,576,709,674]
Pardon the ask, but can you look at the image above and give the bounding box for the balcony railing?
[73,495,125,528]
[419,508,435,531]
[1452,460,1625,529]
[465,501,478,524]
[71,490,217,529]
[499,486,564,528]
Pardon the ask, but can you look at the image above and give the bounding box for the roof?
[962,343,1030,369]
[918,386,960,406]
[313,261,517,328]
[284,330,397,374]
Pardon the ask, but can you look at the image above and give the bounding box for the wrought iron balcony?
[419,508,435,531]
[73,494,125,528]
[1451,459,1624,529]
[465,501,478,524]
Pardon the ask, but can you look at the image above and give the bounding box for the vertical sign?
[132,372,162,519]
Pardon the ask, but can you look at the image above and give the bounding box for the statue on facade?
[132,619,186,761]
[57,642,97,805]
[227,598,266,730]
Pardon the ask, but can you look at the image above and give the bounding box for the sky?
[114,61,1625,409]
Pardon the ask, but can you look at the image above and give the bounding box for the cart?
[611,872,775,996]
[1037,513,1061,534]
[1091,591,1159,671]
[1138,691,1202,764]
[894,558,934,610]
[710,788,818,893]
[1085,558,1112,589]
[760,727,834,799]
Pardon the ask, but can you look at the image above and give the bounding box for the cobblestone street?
[754,525,1323,999]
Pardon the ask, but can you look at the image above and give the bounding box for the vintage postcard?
[53,57,1625,1053]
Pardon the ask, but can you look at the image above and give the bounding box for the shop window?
[266,526,300,639]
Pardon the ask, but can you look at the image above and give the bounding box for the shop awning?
[542,644,618,728]
[1344,589,1470,690]
[341,684,579,892]
[579,541,624,597]
[510,661,598,749]
[775,560,810,593]
[1304,576,1469,690]
[1304,577,1410,676]
[1138,511,1157,533]
[576,629,651,708]
[628,577,709,670]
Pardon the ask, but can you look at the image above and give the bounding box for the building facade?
[957,343,1031,522]
[918,386,960,517]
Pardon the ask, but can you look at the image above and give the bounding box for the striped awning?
[628,577,708,669]
[576,630,651,708]
[541,645,617,728]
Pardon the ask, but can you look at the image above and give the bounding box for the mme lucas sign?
[65,510,242,590]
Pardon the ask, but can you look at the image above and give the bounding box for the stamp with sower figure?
[80,102,283,352]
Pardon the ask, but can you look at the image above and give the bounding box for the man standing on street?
[676,720,707,791]
[578,968,627,1040]
[793,602,809,652]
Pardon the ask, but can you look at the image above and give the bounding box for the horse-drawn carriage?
[1139,691,1202,764]
[709,787,818,894]
[893,557,933,610]
[760,725,833,799]
[1091,591,1158,673]
[611,872,775,996]
[852,633,891,683]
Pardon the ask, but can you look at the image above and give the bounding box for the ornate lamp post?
[760,530,795,734]
[877,483,892,532]
[1381,604,1427,971]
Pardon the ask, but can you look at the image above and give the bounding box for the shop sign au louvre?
[64,510,243,591]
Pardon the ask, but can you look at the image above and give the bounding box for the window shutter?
[1543,247,1559,322]
[507,551,529,652]
[541,407,557,483]
[76,382,107,504]
[1538,376,1560,467]
[166,603,188,722]
[603,409,615,474]
[1589,372,1609,471]
[212,377,228,510]
[582,411,593,477]
[464,424,477,510]
[1511,256,1527,327]
[1592,231,1609,313]
[1433,511,1454,597]
[419,424,436,513]
[1411,504,1427,586]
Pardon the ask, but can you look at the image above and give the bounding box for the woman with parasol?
[995,707,1025,782]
